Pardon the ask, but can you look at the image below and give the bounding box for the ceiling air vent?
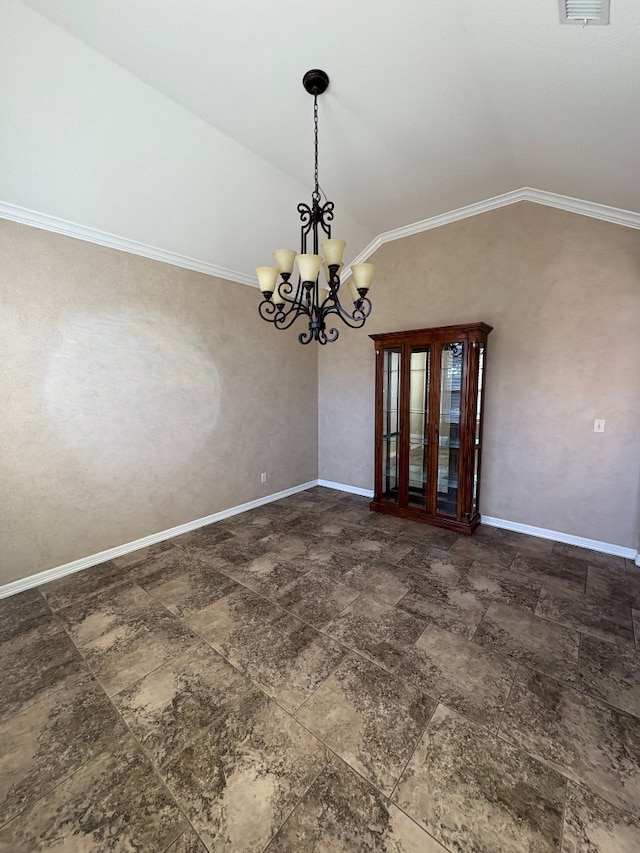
[559,0,610,25]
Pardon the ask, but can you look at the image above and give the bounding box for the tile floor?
[1,486,639,851]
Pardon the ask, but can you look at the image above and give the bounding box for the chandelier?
[256,70,374,345]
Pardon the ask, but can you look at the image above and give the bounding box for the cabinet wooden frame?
[370,322,492,535]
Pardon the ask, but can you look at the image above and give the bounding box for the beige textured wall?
[318,202,640,550]
[1,220,317,584]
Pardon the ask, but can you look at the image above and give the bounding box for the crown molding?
[342,187,640,275]
[0,201,258,288]
[2,189,638,289]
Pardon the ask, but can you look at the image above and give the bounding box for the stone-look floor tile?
[398,586,487,639]
[278,540,359,578]
[500,668,640,815]
[38,561,127,611]
[0,673,127,825]
[199,533,273,568]
[0,589,53,644]
[170,524,237,555]
[163,690,327,853]
[165,830,208,852]
[395,524,461,553]
[187,585,283,643]
[396,623,518,729]
[269,756,448,852]
[325,594,427,671]
[256,532,316,562]
[577,635,640,718]
[472,601,580,682]
[221,511,304,545]
[449,535,518,568]
[459,560,543,612]
[552,542,626,572]
[113,643,252,767]
[59,583,199,696]
[131,549,238,617]
[318,504,371,527]
[475,525,555,557]
[535,586,635,646]
[110,541,176,568]
[296,653,436,795]
[358,510,419,535]
[634,610,640,650]
[510,552,587,592]
[310,523,402,559]
[561,781,640,853]
[217,551,307,598]
[397,547,473,597]
[275,569,361,629]
[626,559,640,575]
[0,621,87,723]
[340,559,411,605]
[308,516,373,540]
[586,564,640,610]
[393,704,565,853]
[188,587,347,712]
[0,733,185,852]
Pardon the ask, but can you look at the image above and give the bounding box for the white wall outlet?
[260,472,267,483]
[594,419,606,433]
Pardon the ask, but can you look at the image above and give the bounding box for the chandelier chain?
[313,95,320,203]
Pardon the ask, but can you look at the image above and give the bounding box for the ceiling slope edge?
[2,189,639,290]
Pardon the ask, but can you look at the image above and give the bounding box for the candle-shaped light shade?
[348,280,361,303]
[256,266,279,294]
[322,261,343,282]
[321,239,346,267]
[319,286,329,305]
[273,248,297,275]
[296,253,322,283]
[352,262,375,291]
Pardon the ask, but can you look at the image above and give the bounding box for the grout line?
[5,614,200,848]
[261,761,329,852]
[558,773,569,853]
[387,700,439,802]
[56,619,206,850]
[495,662,519,738]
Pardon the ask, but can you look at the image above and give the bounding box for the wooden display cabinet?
[370,322,492,534]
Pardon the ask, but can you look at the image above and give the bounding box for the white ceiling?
[11,0,640,267]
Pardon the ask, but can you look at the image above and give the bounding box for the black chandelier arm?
[322,294,372,329]
[297,326,315,345]
[317,325,339,345]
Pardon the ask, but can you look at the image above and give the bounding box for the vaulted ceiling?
[6,0,640,277]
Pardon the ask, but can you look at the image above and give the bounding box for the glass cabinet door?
[437,342,464,516]
[472,343,485,515]
[381,347,401,502]
[408,347,431,508]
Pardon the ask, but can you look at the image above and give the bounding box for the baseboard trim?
[317,479,375,499]
[3,479,637,599]
[318,481,638,560]
[0,481,317,600]
[473,516,635,559]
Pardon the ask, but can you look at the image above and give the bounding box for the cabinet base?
[369,500,480,535]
